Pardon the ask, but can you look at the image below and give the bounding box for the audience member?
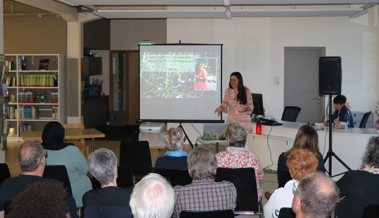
[83,148,133,218]
[0,140,77,218]
[173,147,237,217]
[264,149,318,218]
[7,182,68,218]
[326,94,354,128]
[336,136,379,218]
[155,127,188,170]
[266,125,325,199]
[292,172,339,218]
[215,121,263,201]
[42,121,92,207]
[130,173,175,218]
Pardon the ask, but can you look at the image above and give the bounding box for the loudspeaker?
[319,57,342,95]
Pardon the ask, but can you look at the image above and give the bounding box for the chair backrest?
[362,204,379,218]
[63,123,85,144]
[278,207,296,218]
[155,169,192,186]
[278,170,292,188]
[43,165,73,196]
[91,166,134,190]
[180,210,234,218]
[281,106,301,122]
[215,168,258,211]
[119,140,152,176]
[117,166,134,188]
[359,111,371,128]
[0,163,11,185]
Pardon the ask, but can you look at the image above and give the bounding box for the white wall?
[167,7,379,142]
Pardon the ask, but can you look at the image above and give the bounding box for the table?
[20,128,105,152]
[197,137,227,152]
[248,121,378,180]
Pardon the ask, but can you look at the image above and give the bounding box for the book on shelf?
[2,103,8,118]
[52,106,59,120]
[3,120,9,135]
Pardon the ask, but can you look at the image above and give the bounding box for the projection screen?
[138,44,223,123]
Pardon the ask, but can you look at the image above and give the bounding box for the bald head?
[17,140,45,172]
[130,173,175,218]
[293,172,340,218]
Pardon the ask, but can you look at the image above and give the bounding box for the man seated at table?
[326,95,354,128]
[173,147,237,217]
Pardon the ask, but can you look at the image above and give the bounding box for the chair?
[91,166,134,190]
[361,204,379,218]
[278,207,296,218]
[281,106,301,122]
[359,111,371,128]
[180,210,234,218]
[0,163,11,185]
[155,169,192,186]
[215,168,262,217]
[63,123,89,159]
[278,170,292,188]
[43,165,73,196]
[119,140,152,178]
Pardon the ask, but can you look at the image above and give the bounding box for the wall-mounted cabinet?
[3,54,66,141]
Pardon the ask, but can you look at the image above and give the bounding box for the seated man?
[130,173,175,218]
[327,94,354,128]
[292,172,340,218]
[0,140,77,218]
[83,148,133,218]
[173,147,237,217]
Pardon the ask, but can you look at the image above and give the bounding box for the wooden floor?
[5,139,278,217]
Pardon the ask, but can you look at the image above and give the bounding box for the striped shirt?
[173,179,237,217]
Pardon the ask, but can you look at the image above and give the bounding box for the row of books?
[18,106,40,120]
[4,60,16,70]
[5,77,16,87]
[19,124,33,132]
[2,105,41,120]
[18,75,57,87]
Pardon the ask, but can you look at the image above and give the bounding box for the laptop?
[202,123,228,141]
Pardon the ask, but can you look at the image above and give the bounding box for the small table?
[197,138,227,152]
[20,128,105,152]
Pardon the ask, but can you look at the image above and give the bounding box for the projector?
[140,123,165,133]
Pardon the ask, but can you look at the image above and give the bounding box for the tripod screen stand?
[323,94,351,177]
[178,123,194,149]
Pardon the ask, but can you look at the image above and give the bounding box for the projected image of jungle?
[140,51,221,99]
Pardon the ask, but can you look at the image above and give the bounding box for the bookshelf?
[3,54,66,141]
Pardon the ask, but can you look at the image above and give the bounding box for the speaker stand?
[323,94,351,177]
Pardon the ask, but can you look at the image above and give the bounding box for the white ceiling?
[54,0,379,19]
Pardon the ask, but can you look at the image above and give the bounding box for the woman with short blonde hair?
[155,128,188,170]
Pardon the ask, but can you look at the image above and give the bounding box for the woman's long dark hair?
[229,72,247,105]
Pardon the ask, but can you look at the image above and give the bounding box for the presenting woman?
[214,72,254,132]
[42,122,92,207]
